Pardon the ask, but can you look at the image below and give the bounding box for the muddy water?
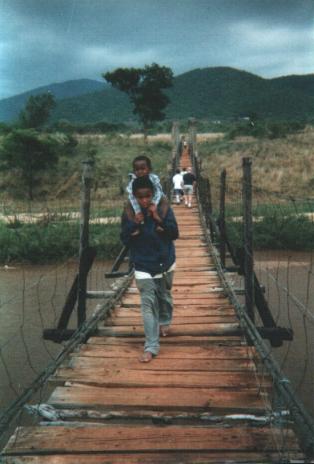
[0,260,115,416]
[0,252,313,428]
[254,250,314,416]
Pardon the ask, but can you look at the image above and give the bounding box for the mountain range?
[1,67,314,124]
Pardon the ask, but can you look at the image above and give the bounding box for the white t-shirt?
[172,173,183,189]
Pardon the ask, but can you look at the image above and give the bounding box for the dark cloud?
[1,0,314,98]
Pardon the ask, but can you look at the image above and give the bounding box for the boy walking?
[121,176,179,362]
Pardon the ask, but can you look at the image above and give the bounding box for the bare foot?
[160,325,169,337]
[139,351,153,363]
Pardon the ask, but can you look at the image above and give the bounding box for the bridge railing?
[186,122,314,457]
[0,140,172,449]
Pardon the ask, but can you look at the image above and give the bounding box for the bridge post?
[77,159,94,327]
[219,169,226,268]
[188,118,197,170]
[242,157,255,322]
[171,121,180,172]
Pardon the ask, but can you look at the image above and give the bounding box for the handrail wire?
[195,169,314,457]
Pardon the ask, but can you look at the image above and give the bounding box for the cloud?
[230,21,314,51]
[1,0,314,98]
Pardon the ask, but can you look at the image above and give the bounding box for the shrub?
[226,214,314,251]
[0,221,121,264]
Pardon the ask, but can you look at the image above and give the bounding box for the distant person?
[121,176,179,362]
[183,167,196,208]
[126,155,166,223]
[172,168,184,204]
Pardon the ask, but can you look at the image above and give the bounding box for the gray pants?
[135,271,174,355]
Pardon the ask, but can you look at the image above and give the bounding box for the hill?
[2,67,314,124]
[0,79,105,122]
[165,67,314,121]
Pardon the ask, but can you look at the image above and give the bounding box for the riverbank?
[0,221,121,263]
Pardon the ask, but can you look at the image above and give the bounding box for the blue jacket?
[121,202,179,276]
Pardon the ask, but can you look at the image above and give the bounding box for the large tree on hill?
[19,92,56,129]
[103,63,173,137]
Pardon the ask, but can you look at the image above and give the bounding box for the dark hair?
[132,155,152,170]
[175,168,181,173]
[132,175,154,195]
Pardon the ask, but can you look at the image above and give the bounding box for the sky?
[1,0,314,99]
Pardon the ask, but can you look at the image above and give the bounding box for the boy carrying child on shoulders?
[121,163,179,362]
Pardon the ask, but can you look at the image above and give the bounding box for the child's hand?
[148,204,161,223]
[134,212,144,224]
[148,204,157,216]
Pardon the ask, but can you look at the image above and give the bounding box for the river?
[254,250,314,417]
[0,260,115,416]
[0,252,313,427]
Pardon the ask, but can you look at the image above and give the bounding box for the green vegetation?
[0,220,121,263]
[3,67,314,125]
[226,119,305,140]
[0,129,77,200]
[0,129,60,200]
[19,93,56,129]
[0,134,171,263]
[226,214,314,251]
[49,68,314,124]
[104,63,173,135]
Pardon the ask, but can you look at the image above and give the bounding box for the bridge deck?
[2,151,306,463]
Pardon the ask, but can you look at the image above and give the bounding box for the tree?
[103,63,173,137]
[0,129,59,199]
[19,92,56,129]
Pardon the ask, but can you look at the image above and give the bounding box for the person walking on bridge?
[183,166,196,208]
[172,168,184,204]
[121,176,179,363]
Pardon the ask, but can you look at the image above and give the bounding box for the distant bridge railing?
[180,120,314,457]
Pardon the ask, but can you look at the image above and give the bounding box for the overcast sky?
[1,0,314,99]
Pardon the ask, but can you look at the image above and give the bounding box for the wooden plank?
[125,287,224,295]
[122,296,228,306]
[4,426,298,454]
[3,451,307,463]
[175,258,212,265]
[48,385,268,412]
[98,322,240,337]
[77,344,255,359]
[52,368,269,390]
[67,356,256,371]
[112,307,237,317]
[106,316,238,326]
[90,335,244,345]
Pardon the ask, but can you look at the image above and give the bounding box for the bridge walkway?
[2,149,305,462]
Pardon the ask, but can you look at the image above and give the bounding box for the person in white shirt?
[172,168,184,204]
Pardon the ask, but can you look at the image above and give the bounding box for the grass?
[0,220,121,264]
[0,134,172,206]
[215,200,314,219]
[225,214,314,251]
[0,134,172,263]
[199,125,314,199]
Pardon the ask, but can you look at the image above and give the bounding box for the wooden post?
[77,159,94,327]
[219,169,226,268]
[242,157,254,322]
[188,118,197,169]
[171,121,180,171]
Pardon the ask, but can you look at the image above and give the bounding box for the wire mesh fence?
[0,137,171,448]
[196,150,314,456]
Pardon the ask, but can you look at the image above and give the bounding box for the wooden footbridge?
[1,148,312,462]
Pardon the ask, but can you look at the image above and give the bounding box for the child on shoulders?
[126,155,165,223]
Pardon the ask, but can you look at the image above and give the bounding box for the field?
[1,127,314,263]
[0,135,172,263]
[198,126,314,197]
